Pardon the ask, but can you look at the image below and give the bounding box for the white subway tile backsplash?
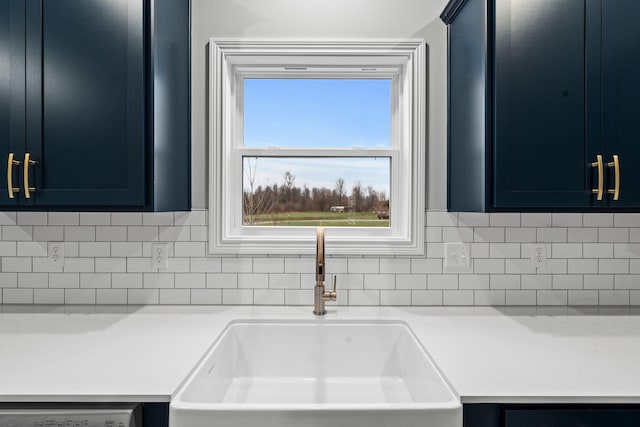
[143,212,174,226]
[411,290,442,305]
[48,212,79,226]
[18,273,49,288]
[96,289,128,304]
[222,289,253,305]
[598,290,629,305]
[568,228,598,242]
[348,258,379,274]
[33,226,64,242]
[191,289,222,304]
[552,213,582,227]
[505,228,536,242]
[3,226,33,241]
[159,289,191,305]
[568,290,598,305]
[34,289,65,304]
[80,213,111,226]
[79,242,111,258]
[65,226,95,242]
[111,213,143,226]
[614,275,640,290]
[552,275,583,290]
[159,226,190,242]
[614,213,640,227]
[426,211,457,227]
[411,258,442,274]
[175,273,206,289]
[96,226,126,242]
[65,289,96,304]
[253,258,285,274]
[474,228,505,243]
[599,228,629,243]
[143,273,175,288]
[364,274,395,290]
[537,227,568,242]
[2,257,31,272]
[380,258,410,274]
[475,290,506,306]
[347,290,379,306]
[567,259,598,274]
[2,210,640,307]
[599,259,629,274]
[506,290,536,305]
[269,274,300,289]
[442,226,473,242]
[521,213,552,227]
[380,290,411,306]
[3,288,33,304]
[490,213,520,227]
[128,289,159,304]
[459,274,490,289]
[521,274,552,290]
[221,258,253,273]
[426,274,456,290]
[537,290,568,306]
[127,226,159,241]
[443,290,474,305]
[583,213,613,227]
[584,274,614,290]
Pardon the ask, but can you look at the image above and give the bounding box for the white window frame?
[208,39,426,256]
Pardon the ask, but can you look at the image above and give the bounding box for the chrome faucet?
[314,227,336,315]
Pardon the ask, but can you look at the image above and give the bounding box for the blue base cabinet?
[442,0,640,211]
[0,0,190,211]
[465,404,640,427]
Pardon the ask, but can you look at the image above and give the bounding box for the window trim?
[208,39,426,256]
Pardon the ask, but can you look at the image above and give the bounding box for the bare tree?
[365,185,377,211]
[334,178,345,205]
[351,181,363,212]
[243,158,277,225]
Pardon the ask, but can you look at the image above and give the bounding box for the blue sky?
[243,78,391,194]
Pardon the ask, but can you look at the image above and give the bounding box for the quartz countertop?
[1,305,639,403]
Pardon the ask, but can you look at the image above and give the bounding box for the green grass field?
[245,211,390,227]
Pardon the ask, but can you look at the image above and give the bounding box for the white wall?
[190,0,449,209]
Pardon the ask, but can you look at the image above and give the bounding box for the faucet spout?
[313,227,336,315]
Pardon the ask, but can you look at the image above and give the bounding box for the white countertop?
[1,305,640,404]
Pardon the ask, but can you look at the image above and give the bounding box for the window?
[209,40,426,255]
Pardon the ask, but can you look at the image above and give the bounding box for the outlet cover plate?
[444,242,471,272]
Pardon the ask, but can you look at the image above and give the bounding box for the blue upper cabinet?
[442,0,640,211]
[0,0,190,211]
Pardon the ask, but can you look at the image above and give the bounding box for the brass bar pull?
[7,153,20,199]
[23,152,36,199]
[607,154,620,201]
[591,154,603,201]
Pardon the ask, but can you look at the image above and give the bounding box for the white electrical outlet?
[444,242,470,271]
[531,243,547,268]
[48,242,65,266]
[151,242,169,269]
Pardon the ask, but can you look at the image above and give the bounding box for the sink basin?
[170,320,461,427]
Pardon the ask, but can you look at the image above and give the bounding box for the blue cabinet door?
[493,0,598,209]
[601,0,640,208]
[0,1,26,208]
[24,0,145,207]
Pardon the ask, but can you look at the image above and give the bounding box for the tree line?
[244,166,388,224]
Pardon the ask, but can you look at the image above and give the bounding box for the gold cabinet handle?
[23,152,36,199]
[607,154,620,201]
[7,153,20,199]
[591,154,603,201]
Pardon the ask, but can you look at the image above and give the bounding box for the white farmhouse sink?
[170,320,461,427]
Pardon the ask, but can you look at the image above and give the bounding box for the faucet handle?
[325,275,337,301]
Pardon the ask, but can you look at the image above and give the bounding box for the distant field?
[245,211,390,227]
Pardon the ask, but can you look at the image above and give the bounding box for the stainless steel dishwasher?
[0,403,141,427]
